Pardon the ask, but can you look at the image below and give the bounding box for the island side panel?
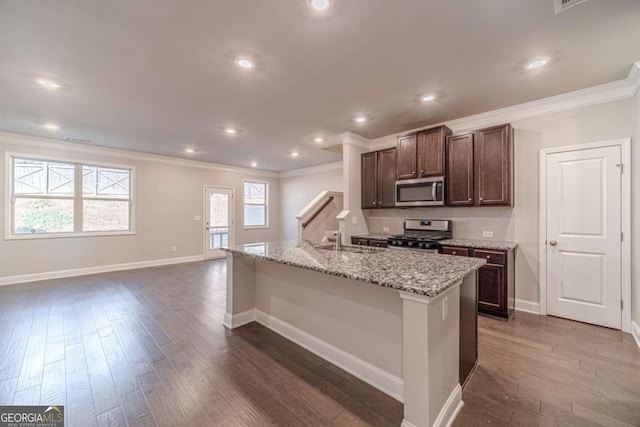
[253,259,404,391]
[401,284,462,427]
[225,253,257,329]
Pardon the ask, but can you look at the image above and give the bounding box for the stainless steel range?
[387,219,452,252]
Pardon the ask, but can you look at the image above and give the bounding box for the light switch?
[352,216,358,225]
[383,226,390,232]
[483,231,494,238]
[193,215,202,221]
[442,297,448,320]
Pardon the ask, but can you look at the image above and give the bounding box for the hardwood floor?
[0,260,638,426]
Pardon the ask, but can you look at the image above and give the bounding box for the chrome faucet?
[332,230,343,250]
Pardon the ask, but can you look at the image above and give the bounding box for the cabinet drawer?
[473,250,505,265]
[369,239,388,248]
[351,238,369,246]
[441,246,469,257]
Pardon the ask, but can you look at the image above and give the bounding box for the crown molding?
[0,131,280,178]
[369,61,640,151]
[279,161,343,178]
[340,132,371,149]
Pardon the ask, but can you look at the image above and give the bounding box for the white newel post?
[399,285,463,427]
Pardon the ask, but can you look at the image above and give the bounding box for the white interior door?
[204,187,233,259]
[546,146,622,329]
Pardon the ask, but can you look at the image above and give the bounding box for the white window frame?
[4,151,136,240]
[242,179,269,229]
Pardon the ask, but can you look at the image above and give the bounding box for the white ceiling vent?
[64,136,93,144]
[555,0,588,13]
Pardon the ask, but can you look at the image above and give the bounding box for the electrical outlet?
[193,215,201,221]
[383,226,390,232]
[171,246,177,252]
[483,231,494,238]
[352,216,358,225]
[442,297,448,320]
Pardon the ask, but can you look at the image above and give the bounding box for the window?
[7,154,134,238]
[243,180,268,228]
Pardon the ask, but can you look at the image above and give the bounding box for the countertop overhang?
[222,240,485,297]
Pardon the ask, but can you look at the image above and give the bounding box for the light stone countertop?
[222,240,485,297]
[351,233,394,241]
[440,238,518,251]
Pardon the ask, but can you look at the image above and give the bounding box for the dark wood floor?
[0,260,638,426]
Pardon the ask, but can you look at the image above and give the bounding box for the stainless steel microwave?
[395,176,445,207]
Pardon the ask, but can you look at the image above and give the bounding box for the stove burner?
[387,219,452,251]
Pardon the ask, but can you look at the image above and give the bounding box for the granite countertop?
[351,233,394,241]
[440,238,518,251]
[222,240,485,297]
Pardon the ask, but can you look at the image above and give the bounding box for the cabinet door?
[396,134,417,180]
[446,134,474,206]
[417,126,450,177]
[351,238,369,246]
[361,152,378,209]
[477,264,507,317]
[475,124,512,206]
[377,148,397,208]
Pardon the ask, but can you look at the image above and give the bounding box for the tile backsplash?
[364,207,515,241]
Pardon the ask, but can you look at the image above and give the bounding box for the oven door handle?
[431,182,437,201]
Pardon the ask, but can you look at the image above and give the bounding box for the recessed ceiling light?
[250,161,258,167]
[36,79,61,89]
[525,58,549,70]
[291,152,300,157]
[224,128,238,134]
[307,0,331,12]
[354,116,367,123]
[313,137,324,143]
[235,56,255,69]
[420,94,437,102]
[185,148,195,154]
[44,123,60,130]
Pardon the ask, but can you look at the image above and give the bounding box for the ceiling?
[0,1,639,171]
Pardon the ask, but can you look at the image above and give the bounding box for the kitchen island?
[223,240,484,427]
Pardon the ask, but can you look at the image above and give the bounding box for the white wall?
[279,164,343,240]
[365,99,633,305]
[0,133,280,279]
[632,89,640,325]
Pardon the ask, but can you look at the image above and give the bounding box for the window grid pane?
[243,181,268,227]
[11,157,134,237]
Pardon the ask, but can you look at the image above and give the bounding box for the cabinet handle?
[412,170,415,174]
[479,197,484,201]
[468,198,472,201]
[420,170,424,173]
[452,251,457,255]
[486,255,491,259]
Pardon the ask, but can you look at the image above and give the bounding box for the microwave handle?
[432,181,437,201]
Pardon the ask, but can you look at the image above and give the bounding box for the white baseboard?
[515,298,541,314]
[223,309,257,330]
[632,321,640,349]
[0,255,204,286]
[253,309,405,403]
[401,384,463,427]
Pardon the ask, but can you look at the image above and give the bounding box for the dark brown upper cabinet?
[446,123,513,207]
[361,148,397,209]
[361,151,378,209]
[475,124,513,206]
[396,134,417,180]
[446,133,475,206]
[417,126,452,178]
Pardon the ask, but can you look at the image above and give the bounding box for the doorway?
[204,187,234,259]
[539,139,631,331]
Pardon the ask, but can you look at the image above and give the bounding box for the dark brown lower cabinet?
[350,237,388,248]
[440,245,515,319]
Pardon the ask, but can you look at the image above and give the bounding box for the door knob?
[549,240,558,246]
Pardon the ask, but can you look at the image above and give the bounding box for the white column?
[340,132,371,240]
[400,284,462,427]
[224,253,257,329]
